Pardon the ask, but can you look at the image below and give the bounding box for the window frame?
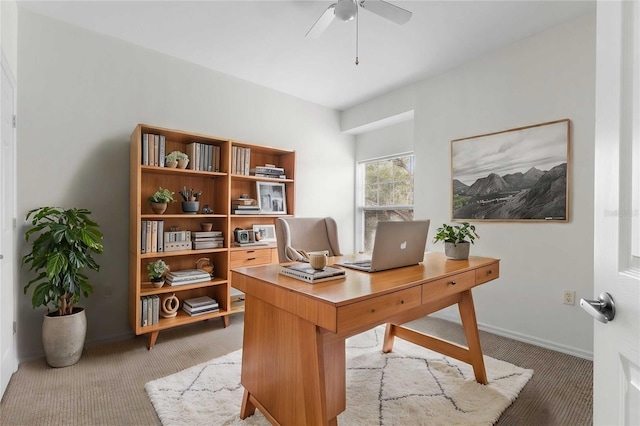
[355,152,415,252]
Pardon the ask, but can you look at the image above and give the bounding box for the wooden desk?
[231,252,500,426]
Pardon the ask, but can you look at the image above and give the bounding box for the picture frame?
[256,181,287,215]
[252,224,277,243]
[451,119,570,222]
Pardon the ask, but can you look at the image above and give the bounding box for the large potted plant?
[433,222,479,260]
[22,207,104,367]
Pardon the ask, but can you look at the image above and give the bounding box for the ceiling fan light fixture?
[335,0,357,21]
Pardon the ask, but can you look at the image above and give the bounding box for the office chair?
[275,217,342,263]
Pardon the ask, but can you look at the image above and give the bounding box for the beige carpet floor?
[0,315,592,425]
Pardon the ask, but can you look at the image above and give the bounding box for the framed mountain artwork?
[451,119,570,222]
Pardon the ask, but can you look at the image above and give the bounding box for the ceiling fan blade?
[359,0,412,25]
[306,3,337,38]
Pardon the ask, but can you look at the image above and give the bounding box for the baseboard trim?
[431,312,594,361]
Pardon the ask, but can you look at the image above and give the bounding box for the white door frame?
[0,50,18,399]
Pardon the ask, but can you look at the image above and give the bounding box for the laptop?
[336,220,430,272]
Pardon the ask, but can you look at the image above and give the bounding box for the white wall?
[345,14,596,358]
[355,120,413,162]
[1,0,18,75]
[16,9,355,361]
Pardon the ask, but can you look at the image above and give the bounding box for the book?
[151,295,160,325]
[167,269,211,280]
[153,134,159,166]
[141,220,147,254]
[142,134,149,165]
[234,209,261,215]
[166,276,211,286]
[182,306,220,316]
[146,221,152,254]
[157,220,164,252]
[147,295,153,325]
[192,231,223,238]
[183,301,219,312]
[183,296,217,308]
[158,135,165,167]
[279,263,346,284]
[233,241,269,247]
[193,241,224,250]
[232,205,259,210]
[151,221,158,253]
[141,296,148,326]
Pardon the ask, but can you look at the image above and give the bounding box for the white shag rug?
[146,326,533,426]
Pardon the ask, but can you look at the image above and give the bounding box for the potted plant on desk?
[433,222,479,260]
[22,206,104,367]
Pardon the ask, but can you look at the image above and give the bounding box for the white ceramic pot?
[444,241,470,260]
[42,307,87,368]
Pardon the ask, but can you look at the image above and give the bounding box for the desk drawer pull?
[400,300,405,304]
[247,250,255,254]
[248,257,256,261]
[449,280,456,286]
[487,270,492,275]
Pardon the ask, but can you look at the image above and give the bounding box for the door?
[0,55,17,398]
[592,1,640,424]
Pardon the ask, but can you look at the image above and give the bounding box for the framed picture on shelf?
[256,182,287,214]
[253,224,277,242]
[451,119,570,222]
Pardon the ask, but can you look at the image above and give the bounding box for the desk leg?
[240,389,256,419]
[458,289,488,384]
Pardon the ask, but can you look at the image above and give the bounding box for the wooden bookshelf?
[129,124,295,349]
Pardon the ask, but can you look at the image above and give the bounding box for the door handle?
[580,292,615,323]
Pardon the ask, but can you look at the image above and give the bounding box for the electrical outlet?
[563,290,575,305]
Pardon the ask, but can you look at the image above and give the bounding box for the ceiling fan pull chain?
[355,2,359,65]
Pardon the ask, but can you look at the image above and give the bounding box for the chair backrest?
[275,217,342,263]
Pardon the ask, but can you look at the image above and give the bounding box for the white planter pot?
[42,307,87,368]
[444,242,470,260]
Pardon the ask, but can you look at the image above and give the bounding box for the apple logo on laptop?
[400,241,407,250]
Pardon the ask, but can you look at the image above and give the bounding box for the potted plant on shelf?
[432,222,479,260]
[22,206,104,367]
[148,187,175,214]
[147,259,169,288]
[165,151,189,168]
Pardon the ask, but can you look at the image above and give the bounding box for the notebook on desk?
[336,220,430,272]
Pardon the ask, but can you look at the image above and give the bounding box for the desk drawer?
[422,271,475,303]
[337,287,421,334]
[230,249,272,268]
[475,263,499,285]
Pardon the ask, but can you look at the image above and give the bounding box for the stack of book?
[279,263,346,284]
[250,164,286,179]
[192,231,224,250]
[182,296,219,316]
[232,197,260,215]
[165,269,212,286]
[140,295,160,326]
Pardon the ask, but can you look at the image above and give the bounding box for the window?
[357,154,414,251]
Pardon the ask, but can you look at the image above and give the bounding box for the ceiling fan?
[305,0,412,39]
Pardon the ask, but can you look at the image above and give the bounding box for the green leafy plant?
[147,259,169,281]
[165,151,188,163]
[148,187,175,203]
[22,207,104,316]
[433,222,479,245]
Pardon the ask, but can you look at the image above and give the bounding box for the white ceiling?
[18,0,595,111]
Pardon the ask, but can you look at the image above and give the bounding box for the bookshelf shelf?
[130,124,295,349]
